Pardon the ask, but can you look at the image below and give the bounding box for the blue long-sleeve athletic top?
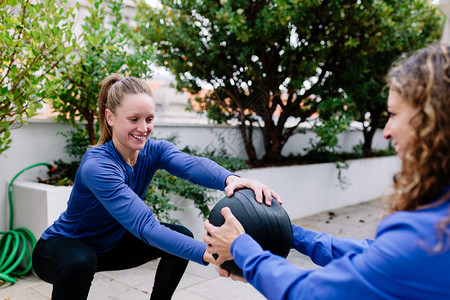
[42,139,233,265]
[231,190,450,299]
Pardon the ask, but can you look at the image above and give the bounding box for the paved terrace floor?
[0,199,385,300]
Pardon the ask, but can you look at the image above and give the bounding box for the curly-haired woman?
[204,44,450,299]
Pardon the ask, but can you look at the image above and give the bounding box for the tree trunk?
[261,126,283,162]
[362,113,381,156]
[238,123,258,164]
[363,129,374,156]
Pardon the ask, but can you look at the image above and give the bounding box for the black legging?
[32,223,193,300]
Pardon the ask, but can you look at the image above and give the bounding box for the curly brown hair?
[386,44,450,250]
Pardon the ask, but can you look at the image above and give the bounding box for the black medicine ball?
[208,188,293,277]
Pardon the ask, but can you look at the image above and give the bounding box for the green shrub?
[144,134,249,222]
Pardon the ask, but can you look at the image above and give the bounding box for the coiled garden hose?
[0,163,55,284]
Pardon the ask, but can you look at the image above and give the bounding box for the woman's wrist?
[225,175,239,186]
[203,249,215,264]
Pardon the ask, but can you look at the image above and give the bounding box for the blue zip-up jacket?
[232,192,450,299]
[42,139,233,265]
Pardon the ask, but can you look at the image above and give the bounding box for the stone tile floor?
[0,199,385,300]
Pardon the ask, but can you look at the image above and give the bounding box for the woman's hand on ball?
[215,265,230,278]
[203,207,245,265]
[224,175,282,206]
[202,249,216,264]
[230,273,248,283]
[215,265,248,283]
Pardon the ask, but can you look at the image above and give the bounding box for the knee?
[32,238,97,285]
[164,223,193,238]
[61,250,97,278]
[176,225,193,238]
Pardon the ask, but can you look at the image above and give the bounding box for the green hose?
[0,163,55,284]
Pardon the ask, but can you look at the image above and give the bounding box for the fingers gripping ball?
[208,189,293,277]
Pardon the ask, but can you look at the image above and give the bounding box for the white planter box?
[12,181,72,240]
[236,155,401,222]
[11,156,400,240]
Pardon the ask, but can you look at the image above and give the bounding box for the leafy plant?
[144,171,184,224]
[51,0,152,145]
[59,123,99,159]
[145,134,249,221]
[136,0,442,165]
[327,1,443,156]
[37,124,96,186]
[0,0,76,154]
[37,159,79,186]
[309,97,353,154]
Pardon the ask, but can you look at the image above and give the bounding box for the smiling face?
[383,88,416,160]
[106,93,155,158]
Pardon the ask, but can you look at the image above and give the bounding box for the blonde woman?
[32,74,279,300]
[204,44,450,299]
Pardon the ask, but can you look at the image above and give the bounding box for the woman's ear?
[105,109,114,126]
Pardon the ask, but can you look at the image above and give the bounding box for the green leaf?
[86,35,96,45]
[100,46,117,50]
[64,45,74,55]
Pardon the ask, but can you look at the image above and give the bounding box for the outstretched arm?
[158,141,281,206]
[291,225,373,266]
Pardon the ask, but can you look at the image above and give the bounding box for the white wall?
[0,118,390,231]
[153,122,390,159]
[237,156,400,221]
